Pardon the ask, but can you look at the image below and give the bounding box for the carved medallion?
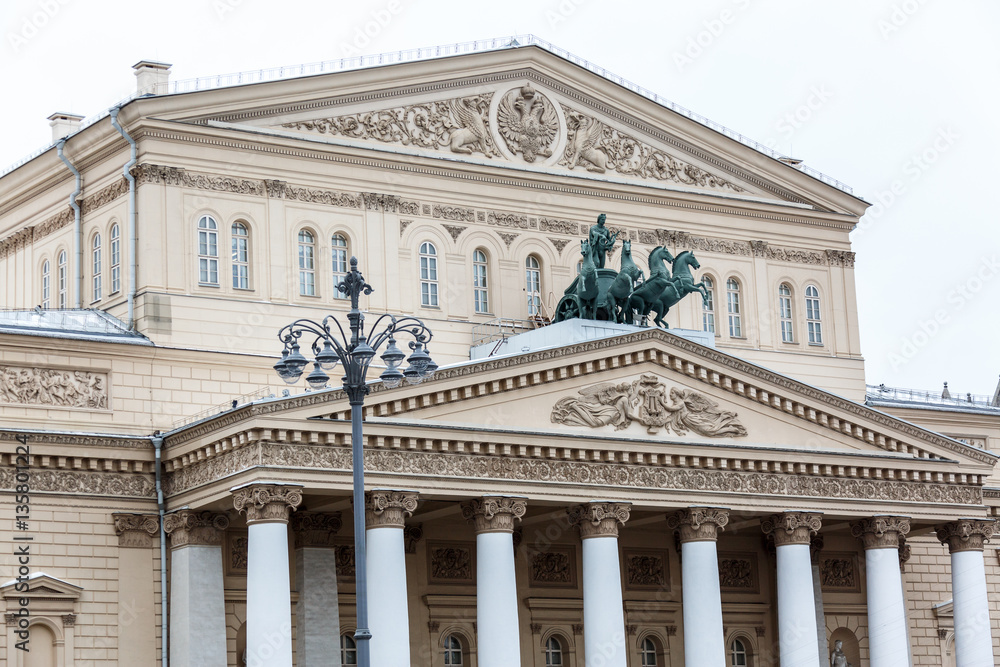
[551,374,747,437]
[496,84,559,163]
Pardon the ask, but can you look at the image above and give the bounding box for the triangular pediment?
[0,572,83,600]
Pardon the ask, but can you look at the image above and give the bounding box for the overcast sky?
[2,0,997,396]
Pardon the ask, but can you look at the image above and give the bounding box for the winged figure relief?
[563,111,609,173]
[447,95,495,157]
[496,84,559,162]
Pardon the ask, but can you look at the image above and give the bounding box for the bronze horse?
[605,239,644,323]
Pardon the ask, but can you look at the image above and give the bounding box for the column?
[291,512,344,667]
[112,513,160,665]
[162,509,230,667]
[810,536,829,666]
[232,483,303,667]
[366,489,419,667]
[462,496,527,667]
[850,516,911,666]
[761,512,823,667]
[569,502,631,667]
[666,507,729,667]
[936,519,998,667]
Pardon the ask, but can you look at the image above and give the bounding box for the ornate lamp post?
[272,257,436,667]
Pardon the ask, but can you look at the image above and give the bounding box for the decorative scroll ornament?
[761,512,823,546]
[232,484,303,524]
[461,496,527,534]
[625,553,667,587]
[820,557,857,588]
[551,374,747,437]
[559,105,744,192]
[162,510,230,547]
[112,513,160,548]
[718,557,755,589]
[666,507,730,543]
[531,552,572,584]
[290,512,343,548]
[850,516,910,549]
[280,93,496,158]
[936,519,998,553]
[0,366,108,409]
[568,502,631,538]
[365,490,419,528]
[496,84,559,162]
[431,546,473,581]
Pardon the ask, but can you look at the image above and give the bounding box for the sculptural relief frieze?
[624,551,668,590]
[0,366,108,409]
[718,554,757,591]
[486,211,534,229]
[432,204,476,222]
[496,84,559,163]
[529,549,575,587]
[429,544,474,583]
[551,373,747,437]
[820,554,859,590]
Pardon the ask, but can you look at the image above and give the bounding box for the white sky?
[2,0,998,396]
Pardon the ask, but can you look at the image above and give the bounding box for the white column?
[666,507,728,667]
[937,519,998,667]
[292,512,344,667]
[462,496,527,667]
[762,512,823,667]
[851,516,911,667]
[162,510,230,667]
[570,502,631,667]
[366,490,419,667]
[233,483,303,667]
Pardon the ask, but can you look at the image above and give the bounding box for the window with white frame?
[110,223,121,294]
[726,278,742,338]
[340,634,357,665]
[544,636,563,666]
[702,276,716,334]
[729,638,748,666]
[473,249,489,314]
[778,283,793,342]
[298,229,316,296]
[641,637,659,666]
[526,255,541,316]
[232,222,250,289]
[443,635,463,665]
[41,260,50,308]
[806,285,823,344]
[57,250,68,308]
[198,215,219,285]
[332,234,349,299]
[419,242,438,307]
[92,233,102,301]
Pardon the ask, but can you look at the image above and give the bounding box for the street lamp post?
[272,257,436,667]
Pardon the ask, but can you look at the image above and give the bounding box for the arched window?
[419,242,438,307]
[473,249,489,314]
[332,234,349,299]
[298,229,316,296]
[57,250,68,308]
[778,283,793,343]
[340,634,357,665]
[198,215,219,285]
[805,285,822,344]
[726,278,742,338]
[443,634,463,665]
[729,638,748,666]
[110,223,121,294]
[232,222,250,289]
[92,233,102,301]
[702,276,716,334]
[640,637,659,666]
[526,255,541,316]
[41,260,50,308]
[544,636,563,666]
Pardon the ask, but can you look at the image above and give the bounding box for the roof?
[865,383,1000,416]
[0,309,152,345]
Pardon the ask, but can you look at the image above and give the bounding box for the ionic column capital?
[162,510,230,548]
[461,496,527,534]
[290,511,343,548]
[568,501,631,539]
[365,490,419,529]
[850,515,910,549]
[232,483,303,525]
[112,513,160,548]
[666,507,729,543]
[936,519,998,553]
[761,511,823,547]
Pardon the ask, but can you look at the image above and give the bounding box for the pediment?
[0,572,82,600]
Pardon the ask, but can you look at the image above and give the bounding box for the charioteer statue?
[554,214,709,328]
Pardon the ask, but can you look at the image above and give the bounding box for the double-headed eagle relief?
[551,374,747,438]
[496,84,559,163]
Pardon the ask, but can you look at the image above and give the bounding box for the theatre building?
[1,37,999,667]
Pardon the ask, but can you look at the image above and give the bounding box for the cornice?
[0,430,152,450]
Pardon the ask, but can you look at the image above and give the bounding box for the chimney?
[48,112,84,142]
[133,60,172,96]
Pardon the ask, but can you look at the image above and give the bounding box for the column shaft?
[366,490,418,667]
[852,517,910,667]
[681,541,725,666]
[937,519,996,667]
[293,512,344,667]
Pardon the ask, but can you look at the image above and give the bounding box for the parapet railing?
[866,384,999,409]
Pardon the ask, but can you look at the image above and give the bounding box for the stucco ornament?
[761,512,823,546]
[232,484,303,524]
[365,490,419,528]
[568,502,631,538]
[666,507,730,543]
[461,496,527,533]
[496,84,559,162]
[0,366,108,409]
[936,519,998,553]
[850,516,910,549]
[551,373,748,437]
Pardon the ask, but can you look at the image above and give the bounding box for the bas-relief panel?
[623,549,670,591]
[527,545,577,589]
[427,541,475,585]
[820,552,860,592]
[717,551,759,594]
[0,366,109,409]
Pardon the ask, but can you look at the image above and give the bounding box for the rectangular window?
[727,291,741,337]
[473,263,488,313]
